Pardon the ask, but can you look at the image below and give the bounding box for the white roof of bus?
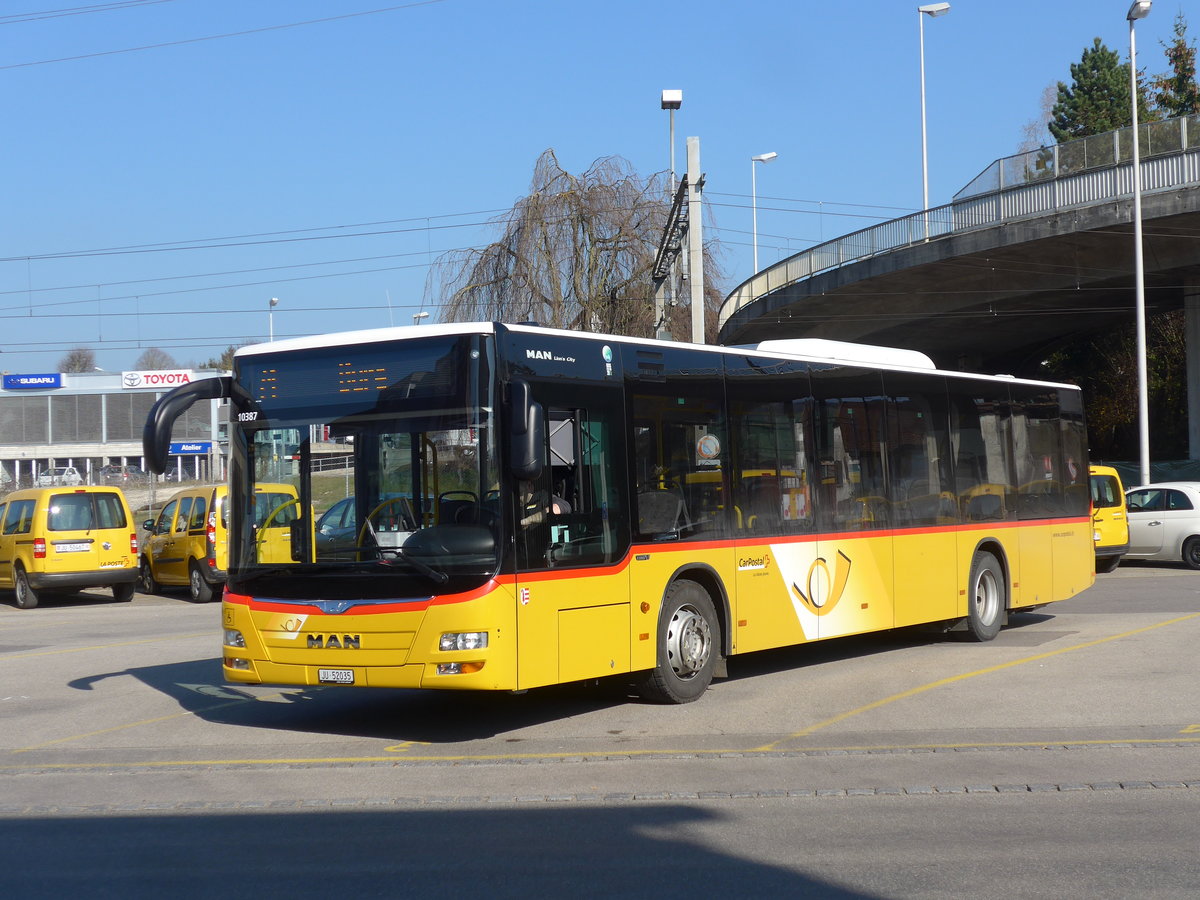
[233,321,1078,391]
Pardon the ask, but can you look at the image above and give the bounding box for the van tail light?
[130,534,139,554]
[33,538,46,559]
[206,511,218,562]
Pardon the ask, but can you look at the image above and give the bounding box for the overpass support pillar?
[1187,284,1200,460]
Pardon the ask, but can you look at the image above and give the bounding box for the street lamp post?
[1129,0,1152,486]
[661,90,682,191]
[751,152,778,273]
[918,3,950,214]
[269,296,279,341]
[412,311,429,325]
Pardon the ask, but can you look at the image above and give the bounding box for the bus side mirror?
[509,379,544,480]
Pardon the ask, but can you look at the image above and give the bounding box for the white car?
[1124,482,1200,569]
[36,466,84,487]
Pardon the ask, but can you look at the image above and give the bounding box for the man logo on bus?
[791,550,852,617]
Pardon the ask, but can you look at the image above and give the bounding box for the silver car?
[1124,482,1200,569]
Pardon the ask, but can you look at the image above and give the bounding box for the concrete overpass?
[717,115,1200,457]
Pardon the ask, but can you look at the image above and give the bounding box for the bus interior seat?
[637,489,688,536]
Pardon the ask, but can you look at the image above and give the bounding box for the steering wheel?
[254,498,301,561]
[357,496,417,556]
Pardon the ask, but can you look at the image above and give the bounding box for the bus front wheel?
[966,551,1005,641]
[637,580,719,704]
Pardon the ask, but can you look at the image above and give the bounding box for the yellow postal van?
[0,486,140,609]
[140,483,298,602]
[1089,465,1129,573]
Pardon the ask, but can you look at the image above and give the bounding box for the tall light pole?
[1129,0,1152,486]
[918,3,950,213]
[269,296,279,341]
[751,152,778,273]
[412,311,429,325]
[658,90,683,341]
[661,90,682,191]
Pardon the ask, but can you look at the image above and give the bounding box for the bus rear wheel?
[966,551,1005,641]
[636,580,719,704]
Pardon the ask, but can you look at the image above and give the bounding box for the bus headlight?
[224,629,246,648]
[440,631,488,651]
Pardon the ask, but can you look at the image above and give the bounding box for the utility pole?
[686,136,705,344]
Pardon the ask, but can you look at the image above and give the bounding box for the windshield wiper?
[376,547,449,584]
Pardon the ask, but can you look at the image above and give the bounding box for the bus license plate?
[55,543,90,553]
[318,669,355,684]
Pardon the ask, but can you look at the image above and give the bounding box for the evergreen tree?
[1049,38,1154,141]
[200,344,243,370]
[1152,13,1199,117]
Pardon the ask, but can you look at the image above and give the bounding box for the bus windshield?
[227,333,499,601]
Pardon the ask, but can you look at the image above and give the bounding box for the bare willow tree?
[428,149,724,341]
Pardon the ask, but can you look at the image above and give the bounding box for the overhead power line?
[0,1,174,25]
[0,0,447,70]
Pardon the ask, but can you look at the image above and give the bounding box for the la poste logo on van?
[122,369,194,389]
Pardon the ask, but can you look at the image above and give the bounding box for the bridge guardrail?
[720,115,1200,332]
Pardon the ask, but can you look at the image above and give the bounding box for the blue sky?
[0,0,1186,373]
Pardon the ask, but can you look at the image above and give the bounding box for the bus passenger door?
[513,392,631,690]
[809,368,895,640]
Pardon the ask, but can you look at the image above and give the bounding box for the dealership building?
[0,368,227,487]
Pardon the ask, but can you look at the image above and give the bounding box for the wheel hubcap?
[666,604,711,679]
[974,568,999,623]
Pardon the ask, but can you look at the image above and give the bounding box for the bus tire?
[966,551,1005,641]
[14,565,39,610]
[636,579,719,704]
[189,561,214,603]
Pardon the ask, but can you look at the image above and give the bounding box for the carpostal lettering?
[307,634,361,649]
[739,556,768,571]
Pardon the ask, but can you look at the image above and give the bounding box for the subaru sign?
[3,373,63,390]
[169,441,212,455]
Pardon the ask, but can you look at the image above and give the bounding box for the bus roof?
[233,321,1079,390]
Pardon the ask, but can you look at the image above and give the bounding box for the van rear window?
[48,493,128,531]
[1089,475,1123,509]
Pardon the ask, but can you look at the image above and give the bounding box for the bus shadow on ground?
[64,609,1064,746]
[67,656,640,744]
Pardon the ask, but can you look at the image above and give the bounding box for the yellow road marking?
[1180,724,1200,734]
[385,741,431,753]
[754,611,1200,751]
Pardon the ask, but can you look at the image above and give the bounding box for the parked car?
[1089,465,1128,573]
[0,486,139,609]
[36,466,83,487]
[99,465,146,485]
[1124,482,1200,569]
[140,482,298,602]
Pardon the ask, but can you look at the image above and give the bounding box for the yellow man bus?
[144,323,1094,703]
